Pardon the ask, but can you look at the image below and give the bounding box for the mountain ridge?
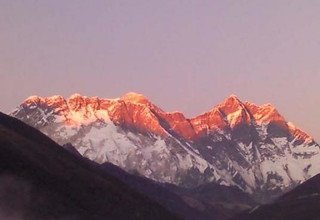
[11,92,320,202]
[17,92,313,143]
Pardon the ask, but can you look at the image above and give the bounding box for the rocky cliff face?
[11,92,320,201]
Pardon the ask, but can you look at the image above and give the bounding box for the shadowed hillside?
[0,112,179,220]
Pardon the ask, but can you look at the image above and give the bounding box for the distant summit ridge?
[19,92,294,133]
[12,92,320,202]
[18,92,315,148]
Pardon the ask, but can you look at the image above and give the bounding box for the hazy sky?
[0,0,319,140]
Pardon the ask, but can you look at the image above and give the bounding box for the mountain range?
[11,92,320,202]
[0,112,256,220]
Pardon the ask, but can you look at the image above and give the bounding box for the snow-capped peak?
[220,94,242,106]
[68,93,84,99]
[120,92,151,105]
[244,102,285,124]
[214,95,251,128]
[46,95,64,100]
[24,95,44,104]
[44,95,65,106]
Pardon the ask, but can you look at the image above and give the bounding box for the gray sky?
[0,0,319,140]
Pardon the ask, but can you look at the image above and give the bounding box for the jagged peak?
[120,92,151,105]
[48,95,63,99]
[217,95,243,109]
[68,93,85,100]
[213,95,246,116]
[225,94,242,102]
[24,95,44,104]
[243,101,258,107]
[260,103,276,109]
[244,101,276,112]
[25,95,67,103]
[25,95,42,101]
[244,101,285,124]
[210,95,284,128]
[192,95,249,130]
[45,95,65,101]
[227,94,241,101]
